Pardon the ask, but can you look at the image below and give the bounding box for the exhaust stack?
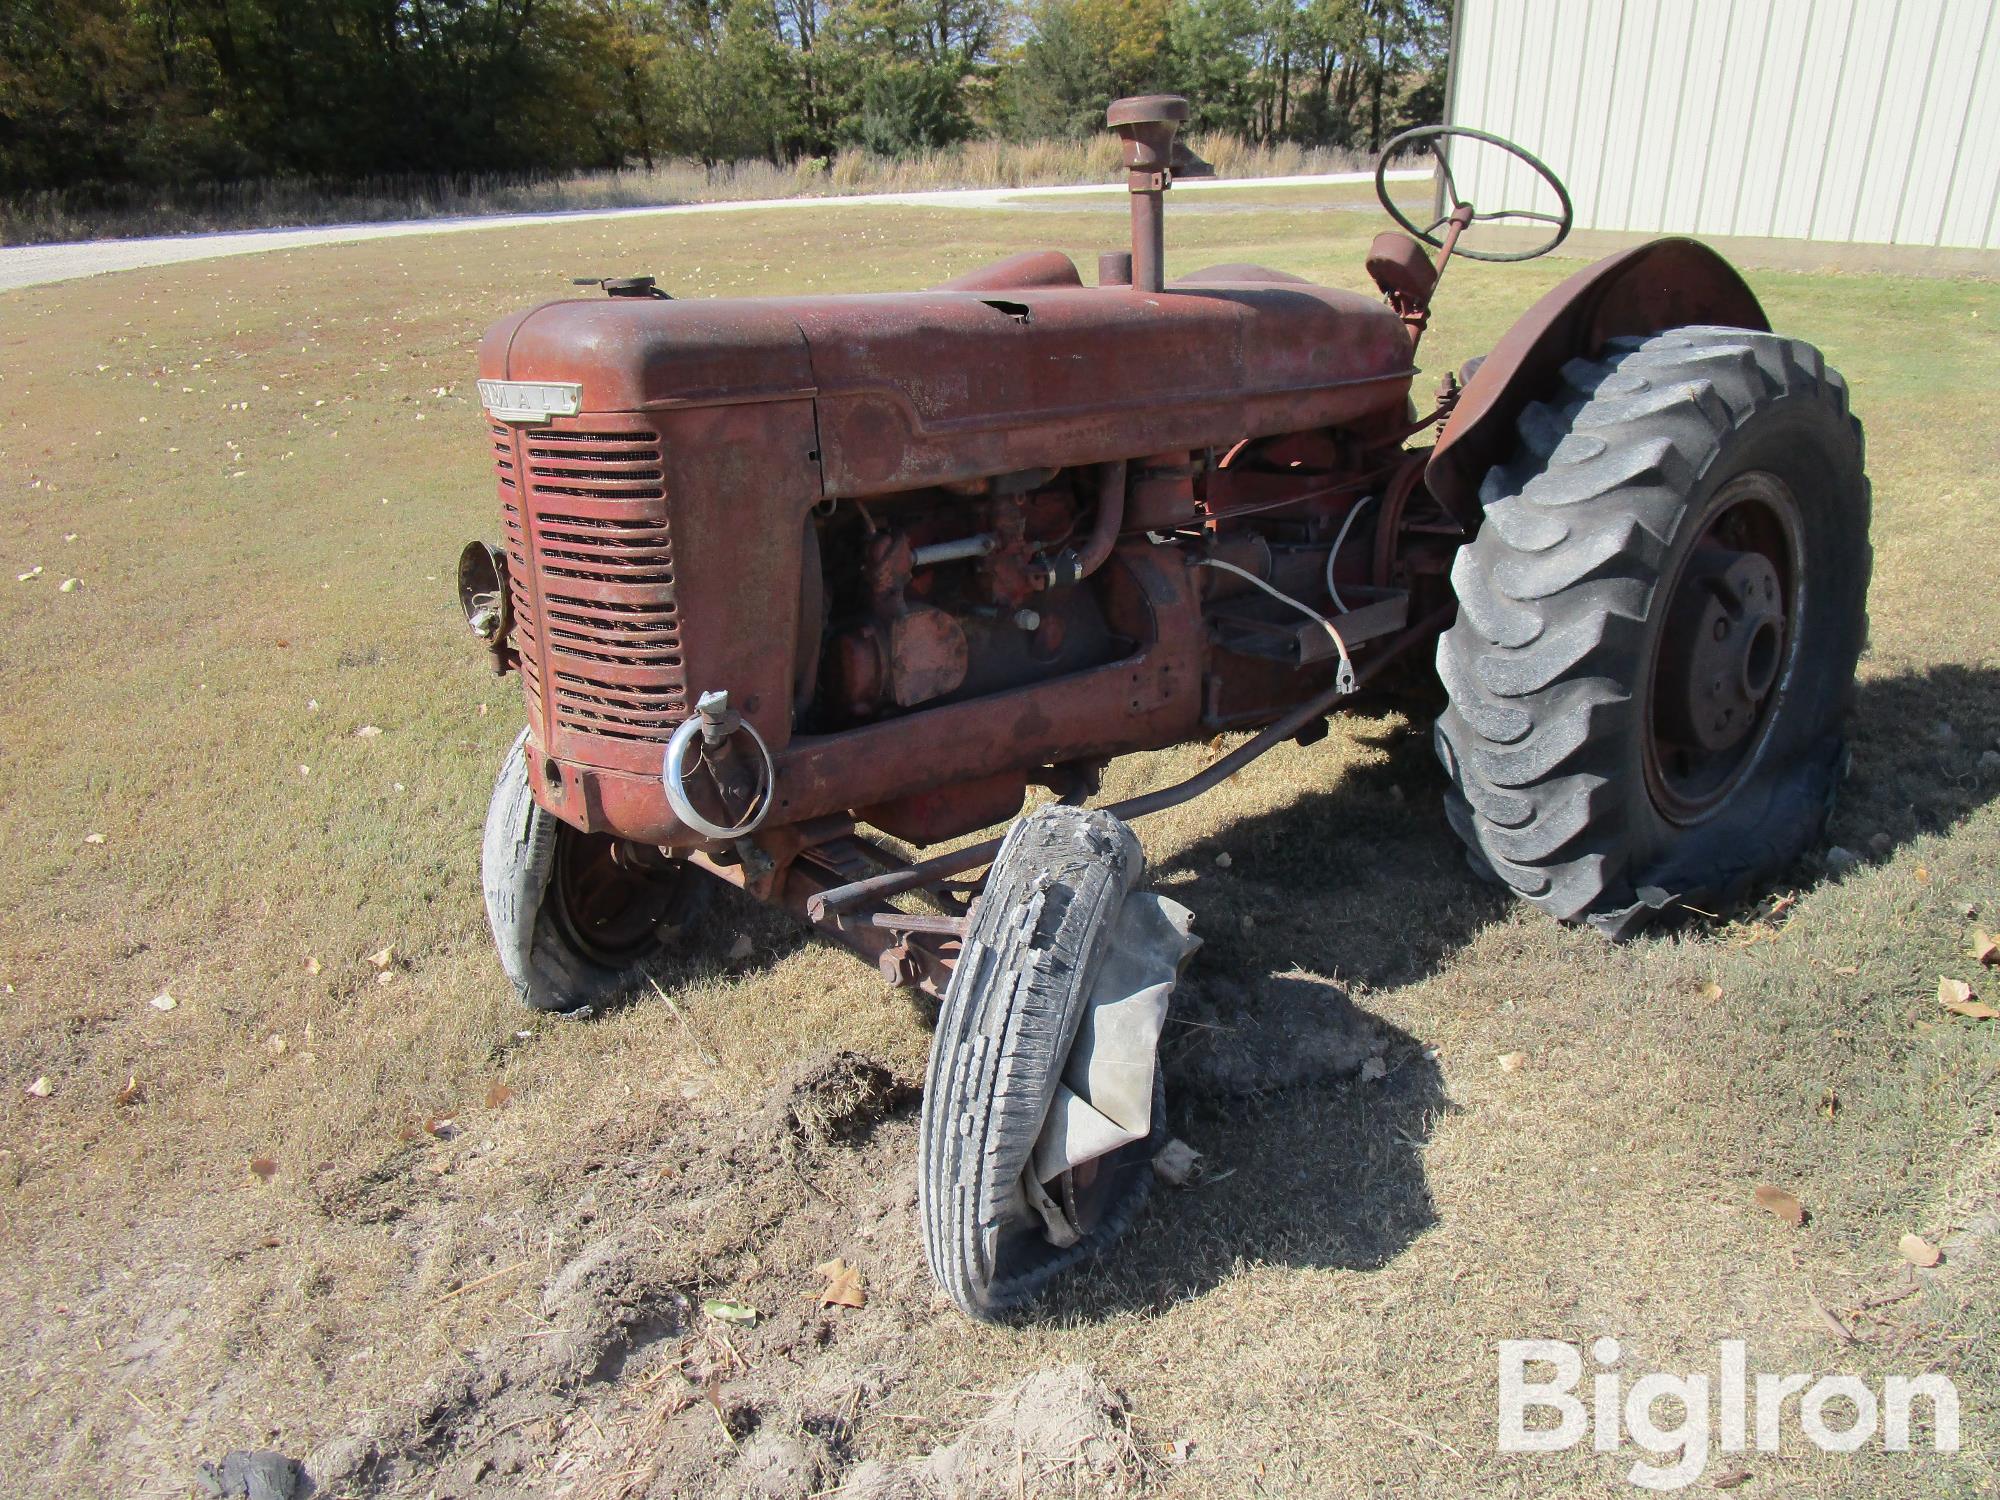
[1106,95,1192,294]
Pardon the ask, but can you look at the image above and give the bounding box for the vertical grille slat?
[489,418,686,752]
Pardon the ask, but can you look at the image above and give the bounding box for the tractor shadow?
[1827,661,2000,860]
[1032,662,2000,1320]
[1038,714,1476,1320]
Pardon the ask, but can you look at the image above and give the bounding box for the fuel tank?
[481,256,1418,494]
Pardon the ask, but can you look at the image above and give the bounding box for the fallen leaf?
[248,1156,278,1180]
[1754,1183,1806,1227]
[1359,1056,1388,1083]
[264,1034,287,1056]
[1819,1087,1839,1120]
[485,1081,512,1109]
[1497,1051,1527,1072]
[115,1075,145,1106]
[1808,1290,1855,1343]
[58,577,79,593]
[1971,931,1998,967]
[424,1115,456,1137]
[815,1258,866,1309]
[702,1299,759,1326]
[366,945,394,969]
[82,832,106,845]
[1832,965,1859,977]
[16,566,42,581]
[24,1075,51,1098]
[304,955,321,976]
[376,970,396,986]
[150,991,176,1011]
[1213,851,1233,869]
[1700,980,1724,1002]
[1712,1464,1752,1489]
[1915,866,1931,883]
[1938,977,1996,1019]
[1899,1232,1942,1268]
[354,724,382,739]
[727,934,754,961]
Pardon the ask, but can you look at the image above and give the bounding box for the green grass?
[0,190,1996,1497]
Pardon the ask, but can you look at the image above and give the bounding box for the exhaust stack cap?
[1106,95,1190,182]
[1105,94,1190,294]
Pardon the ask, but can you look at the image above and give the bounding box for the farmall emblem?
[477,379,583,423]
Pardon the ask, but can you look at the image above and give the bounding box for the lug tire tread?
[1436,327,1870,933]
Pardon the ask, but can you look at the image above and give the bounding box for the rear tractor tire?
[1436,327,1870,936]
[919,805,1196,1319]
[482,730,709,1012]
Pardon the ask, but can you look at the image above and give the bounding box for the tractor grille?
[493,420,689,759]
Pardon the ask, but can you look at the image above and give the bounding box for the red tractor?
[460,97,1869,1318]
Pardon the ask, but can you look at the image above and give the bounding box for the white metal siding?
[1446,0,2000,249]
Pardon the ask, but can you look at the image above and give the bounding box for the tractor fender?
[1426,237,1768,524]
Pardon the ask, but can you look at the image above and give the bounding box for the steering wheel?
[1375,125,1574,263]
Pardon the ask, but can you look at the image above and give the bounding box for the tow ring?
[662,690,776,841]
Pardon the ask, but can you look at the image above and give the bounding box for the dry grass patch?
[0,130,1380,246]
[0,191,1995,1497]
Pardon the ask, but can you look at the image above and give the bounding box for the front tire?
[919,805,1172,1319]
[481,731,707,1011]
[1436,327,1870,935]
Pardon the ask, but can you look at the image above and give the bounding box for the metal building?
[1443,0,2000,250]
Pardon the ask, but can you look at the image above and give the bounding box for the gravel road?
[1,170,1426,293]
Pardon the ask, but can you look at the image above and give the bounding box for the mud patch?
[302,1068,934,1499]
[838,1365,1141,1498]
[308,1141,428,1224]
[721,1428,834,1499]
[774,1051,919,1147]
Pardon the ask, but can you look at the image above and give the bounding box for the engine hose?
[1075,459,1128,579]
[1323,494,1377,613]
[1194,556,1355,695]
[1034,460,1128,587]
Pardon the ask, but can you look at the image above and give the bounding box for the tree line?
[0,0,1448,197]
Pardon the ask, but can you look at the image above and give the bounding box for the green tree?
[1166,0,1260,136]
[655,0,794,166]
[822,0,999,152]
[0,0,1449,200]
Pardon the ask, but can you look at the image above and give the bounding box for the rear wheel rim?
[549,832,687,967]
[1644,471,1805,824]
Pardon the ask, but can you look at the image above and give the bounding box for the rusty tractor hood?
[482,257,1416,496]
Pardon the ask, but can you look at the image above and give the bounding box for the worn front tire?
[481,730,708,1011]
[1436,327,1870,935]
[918,805,1164,1319]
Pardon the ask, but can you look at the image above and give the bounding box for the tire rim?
[549,831,688,968]
[1643,471,1805,824]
